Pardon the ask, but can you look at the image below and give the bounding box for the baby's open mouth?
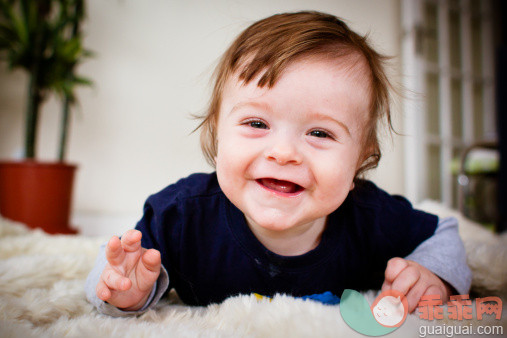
[256,178,304,194]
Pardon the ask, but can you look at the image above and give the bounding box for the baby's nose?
[264,138,303,165]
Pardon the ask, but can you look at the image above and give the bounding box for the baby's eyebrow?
[309,112,351,137]
[229,101,272,116]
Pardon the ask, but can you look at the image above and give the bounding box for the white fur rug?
[1,202,506,338]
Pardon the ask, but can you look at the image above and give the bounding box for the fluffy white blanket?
[1,201,506,337]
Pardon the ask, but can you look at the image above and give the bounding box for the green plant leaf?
[1,0,93,160]
[73,75,92,86]
[0,23,17,51]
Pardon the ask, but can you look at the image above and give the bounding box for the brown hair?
[197,11,394,178]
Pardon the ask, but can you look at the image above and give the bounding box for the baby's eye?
[244,120,268,129]
[308,129,332,139]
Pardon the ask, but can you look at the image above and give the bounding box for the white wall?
[0,0,404,235]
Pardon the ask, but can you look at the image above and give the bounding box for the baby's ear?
[349,181,355,191]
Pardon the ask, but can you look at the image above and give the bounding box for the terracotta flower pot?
[0,160,78,234]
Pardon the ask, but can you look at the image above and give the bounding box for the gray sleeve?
[405,216,472,295]
[84,243,170,317]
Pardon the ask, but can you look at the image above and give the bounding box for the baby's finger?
[142,249,161,272]
[105,236,125,266]
[102,269,132,291]
[406,284,444,314]
[384,257,409,283]
[121,229,143,253]
[381,280,392,292]
[405,278,430,313]
[391,265,421,295]
[136,249,161,291]
[96,280,111,301]
[424,285,444,298]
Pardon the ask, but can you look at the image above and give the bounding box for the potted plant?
[0,0,92,234]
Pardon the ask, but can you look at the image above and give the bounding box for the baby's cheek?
[313,178,350,208]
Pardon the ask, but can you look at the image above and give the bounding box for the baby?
[86,11,471,316]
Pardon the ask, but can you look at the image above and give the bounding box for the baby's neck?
[244,216,327,256]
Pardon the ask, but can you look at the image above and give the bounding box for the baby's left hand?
[382,257,452,313]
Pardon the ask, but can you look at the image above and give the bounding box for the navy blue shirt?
[135,172,438,306]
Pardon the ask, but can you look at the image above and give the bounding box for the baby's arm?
[382,217,471,312]
[85,230,170,316]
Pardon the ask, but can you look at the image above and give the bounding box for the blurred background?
[0,0,504,236]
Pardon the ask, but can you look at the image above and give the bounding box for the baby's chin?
[245,211,326,235]
[246,215,300,233]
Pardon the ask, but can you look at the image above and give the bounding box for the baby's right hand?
[96,229,161,311]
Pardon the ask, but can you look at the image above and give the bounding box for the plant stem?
[25,72,41,159]
[24,0,49,160]
[58,95,71,162]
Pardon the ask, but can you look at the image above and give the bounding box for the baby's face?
[215,56,371,235]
